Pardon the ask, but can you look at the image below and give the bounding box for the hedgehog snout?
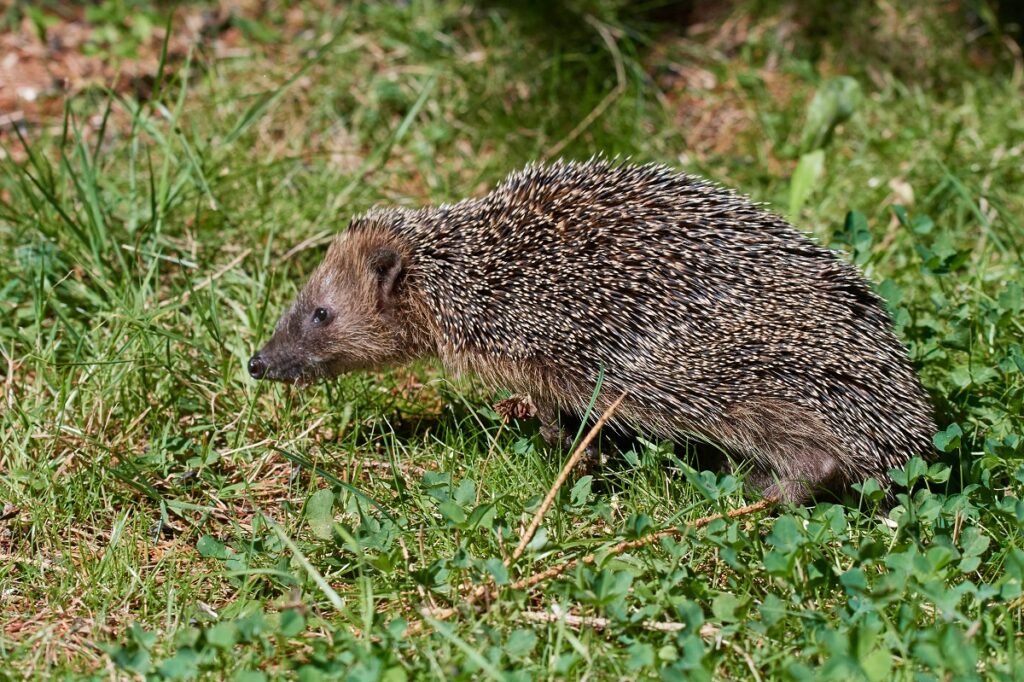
[248,353,267,380]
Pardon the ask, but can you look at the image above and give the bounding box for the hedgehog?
[248,159,936,503]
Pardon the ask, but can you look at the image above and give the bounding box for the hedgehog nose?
[248,354,267,380]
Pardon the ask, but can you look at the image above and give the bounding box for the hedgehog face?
[248,231,408,384]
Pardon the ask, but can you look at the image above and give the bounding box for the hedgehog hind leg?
[747,448,845,504]
[720,399,850,504]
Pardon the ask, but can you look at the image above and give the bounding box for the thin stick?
[516,608,720,638]
[509,392,627,564]
[121,244,198,269]
[399,536,433,607]
[729,640,764,682]
[511,499,773,591]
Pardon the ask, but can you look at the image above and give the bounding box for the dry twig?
[355,458,433,480]
[516,607,720,638]
[510,392,627,563]
[511,499,773,592]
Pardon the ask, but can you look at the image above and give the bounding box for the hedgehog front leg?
[493,394,579,450]
[535,399,572,449]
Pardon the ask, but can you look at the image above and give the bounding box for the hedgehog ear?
[369,247,404,303]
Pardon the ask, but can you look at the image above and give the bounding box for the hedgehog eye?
[311,307,331,325]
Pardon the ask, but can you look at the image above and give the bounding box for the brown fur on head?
[248,216,418,383]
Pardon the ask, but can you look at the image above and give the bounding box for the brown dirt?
[0,2,273,161]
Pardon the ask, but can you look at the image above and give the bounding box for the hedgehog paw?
[494,394,538,422]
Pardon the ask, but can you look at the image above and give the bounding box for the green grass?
[1,1,1023,679]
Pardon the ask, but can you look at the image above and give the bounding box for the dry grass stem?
[159,248,252,307]
[510,392,628,563]
[543,16,626,160]
[511,499,773,591]
[516,607,720,638]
